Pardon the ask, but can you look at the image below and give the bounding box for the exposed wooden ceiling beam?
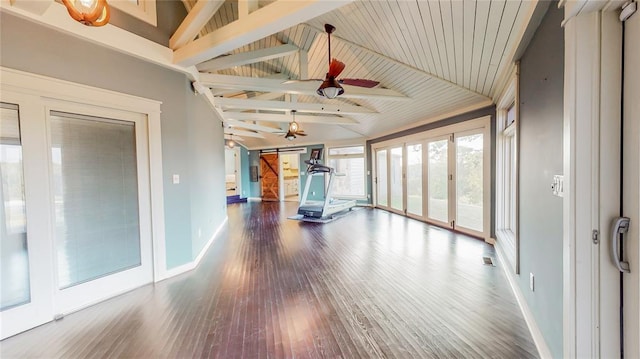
[200,74,409,101]
[170,0,225,50]
[173,0,352,67]
[223,112,359,125]
[225,119,281,133]
[197,44,299,72]
[214,97,376,115]
[224,129,265,138]
[9,0,52,14]
[238,0,258,19]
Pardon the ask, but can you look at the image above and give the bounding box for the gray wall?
[517,3,564,357]
[367,106,497,236]
[0,12,226,270]
[109,0,187,46]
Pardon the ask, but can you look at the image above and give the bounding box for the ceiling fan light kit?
[62,0,110,27]
[317,75,344,99]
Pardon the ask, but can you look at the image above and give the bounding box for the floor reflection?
[1,202,538,358]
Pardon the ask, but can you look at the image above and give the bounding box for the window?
[496,70,519,273]
[327,146,366,198]
[110,0,157,26]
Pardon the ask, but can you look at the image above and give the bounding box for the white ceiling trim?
[223,129,264,138]
[213,97,376,115]
[197,44,299,72]
[8,0,52,15]
[173,0,353,67]
[170,0,225,50]
[199,73,409,101]
[223,112,359,125]
[225,119,281,133]
[238,0,259,19]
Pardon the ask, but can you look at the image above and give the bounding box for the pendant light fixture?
[62,0,110,27]
[317,24,344,99]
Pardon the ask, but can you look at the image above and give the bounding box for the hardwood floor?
[0,202,538,358]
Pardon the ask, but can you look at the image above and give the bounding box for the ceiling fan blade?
[296,132,308,136]
[339,78,380,88]
[328,58,345,77]
[282,79,322,84]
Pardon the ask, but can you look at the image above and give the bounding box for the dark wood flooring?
[0,202,538,358]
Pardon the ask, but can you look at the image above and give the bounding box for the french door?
[373,119,490,239]
[0,91,153,339]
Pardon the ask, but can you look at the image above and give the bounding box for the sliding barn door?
[260,153,279,201]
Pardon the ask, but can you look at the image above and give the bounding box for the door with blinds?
[0,93,153,338]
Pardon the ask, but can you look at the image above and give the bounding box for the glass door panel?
[49,112,141,289]
[48,109,152,315]
[390,147,403,211]
[406,143,423,216]
[376,149,388,207]
[455,133,484,233]
[0,101,53,340]
[427,139,449,224]
[0,104,30,310]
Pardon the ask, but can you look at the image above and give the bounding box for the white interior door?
[623,12,640,358]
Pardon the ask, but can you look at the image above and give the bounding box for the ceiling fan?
[278,110,307,141]
[287,24,380,99]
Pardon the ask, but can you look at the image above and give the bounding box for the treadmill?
[297,149,356,219]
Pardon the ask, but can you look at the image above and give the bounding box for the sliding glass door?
[426,137,451,227]
[375,149,388,207]
[0,100,53,339]
[406,143,423,218]
[0,91,154,338]
[455,131,485,234]
[389,147,404,212]
[372,118,489,239]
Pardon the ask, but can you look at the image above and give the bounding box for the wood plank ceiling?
[178,0,535,149]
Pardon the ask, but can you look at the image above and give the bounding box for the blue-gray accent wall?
[517,3,564,357]
[0,12,227,271]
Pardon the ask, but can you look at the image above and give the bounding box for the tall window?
[496,72,519,273]
[327,146,366,198]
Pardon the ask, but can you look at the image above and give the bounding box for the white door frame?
[562,8,628,359]
[622,9,640,358]
[0,67,167,338]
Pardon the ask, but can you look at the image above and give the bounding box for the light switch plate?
[172,174,180,184]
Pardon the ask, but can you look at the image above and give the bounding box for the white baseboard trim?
[494,242,553,359]
[158,216,228,281]
[247,197,262,201]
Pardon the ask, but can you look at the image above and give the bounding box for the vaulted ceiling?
[30,0,535,149]
[173,0,536,149]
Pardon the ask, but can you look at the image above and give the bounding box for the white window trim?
[326,144,367,200]
[495,65,519,274]
[110,0,157,27]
